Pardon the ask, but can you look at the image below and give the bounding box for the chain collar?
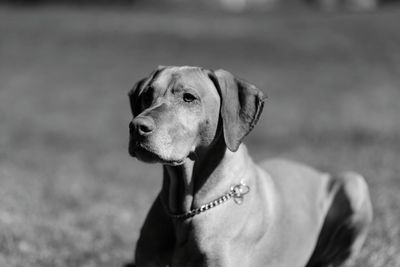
[164,181,250,220]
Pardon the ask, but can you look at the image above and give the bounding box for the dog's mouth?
[129,141,186,166]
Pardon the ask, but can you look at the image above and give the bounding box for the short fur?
[126,66,372,267]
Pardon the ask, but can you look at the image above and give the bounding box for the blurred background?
[0,0,399,266]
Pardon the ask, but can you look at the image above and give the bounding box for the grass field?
[0,5,399,267]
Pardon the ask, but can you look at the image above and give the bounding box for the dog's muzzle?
[129,116,157,158]
[130,116,155,138]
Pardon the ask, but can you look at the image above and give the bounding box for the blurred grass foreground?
[0,3,400,267]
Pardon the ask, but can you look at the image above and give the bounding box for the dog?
[127,66,372,267]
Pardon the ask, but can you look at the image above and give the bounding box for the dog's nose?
[131,117,155,136]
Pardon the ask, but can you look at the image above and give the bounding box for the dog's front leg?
[132,195,175,267]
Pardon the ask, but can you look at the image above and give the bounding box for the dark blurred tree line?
[1,0,398,11]
[2,0,138,4]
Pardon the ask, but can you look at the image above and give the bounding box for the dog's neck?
[160,138,252,216]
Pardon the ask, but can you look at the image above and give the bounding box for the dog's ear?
[128,66,166,117]
[128,77,147,117]
[208,69,265,152]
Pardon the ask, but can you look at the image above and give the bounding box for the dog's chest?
[171,216,251,267]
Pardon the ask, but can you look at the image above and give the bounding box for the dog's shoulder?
[257,158,329,186]
[258,158,318,173]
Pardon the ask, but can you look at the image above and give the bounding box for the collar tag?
[231,181,250,205]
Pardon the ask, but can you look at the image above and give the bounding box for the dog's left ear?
[208,69,265,152]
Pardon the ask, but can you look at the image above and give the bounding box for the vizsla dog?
[127,66,372,267]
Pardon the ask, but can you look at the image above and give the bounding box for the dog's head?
[128,66,265,165]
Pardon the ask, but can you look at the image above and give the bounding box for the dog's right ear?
[128,66,166,117]
[128,78,147,117]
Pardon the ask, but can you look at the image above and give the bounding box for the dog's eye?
[183,93,197,103]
